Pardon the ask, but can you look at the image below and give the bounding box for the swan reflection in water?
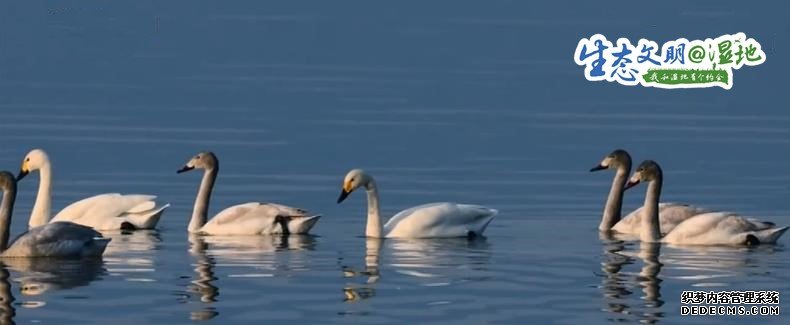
[185,234,318,320]
[187,235,219,321]
[342,237,492,302]
[599,234,784,324]
[101,230,162,281]
[0,257,106,323]
[599,234,663,324]
[389,238,491,280]
[4,258,106,297]
[0,269,14,325]
[342,238,382,302]
[659,244,782,287]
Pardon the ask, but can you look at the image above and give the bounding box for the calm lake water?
[0,1,789,324]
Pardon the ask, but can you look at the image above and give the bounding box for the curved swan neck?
[600,164,630,231]
[0,183,17,252]
[364,178,383,238]
[189,166,218,232]
[29,162,52,229]
[641,177,662,243]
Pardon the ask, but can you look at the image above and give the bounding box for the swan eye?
[196,155,201,159]
[25,158,30,162]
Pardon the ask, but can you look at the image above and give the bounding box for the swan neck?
[600,166,629,231]
[0,185,16,252]
[30,162,52,228]
[365,179,383,238]
[641,178,662,243]
[189,167,217,232]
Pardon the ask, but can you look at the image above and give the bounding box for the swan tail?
[125,203,170,229]
[756,226,789,244]
[470,208,497,236]
[85,237,112,257]
[287,215,321,234]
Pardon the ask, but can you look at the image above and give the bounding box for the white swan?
[17,149,169,230]
[336,169,497,238]
[624,160,788,245]
[177,151,320,235]
[0,171,110,257]
[591,149,708,235]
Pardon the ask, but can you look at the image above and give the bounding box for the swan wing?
[384,202,497,238]
[2,222,110,257]
[200,203,284,235]
[663,212,789,245]
[261,203,321,234]
[261,203,311,217]
[614,202,708,235]
[52,194,168,230]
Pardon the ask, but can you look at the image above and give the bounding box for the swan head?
[337,169,370,203]
[0,171,16,193]
[625,160,662,190]
[17,149,50,181]
[177,151,218,173]
[590,149,631,172]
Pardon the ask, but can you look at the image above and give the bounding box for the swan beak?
[624,179,640,190]
[16,169,29,181]
[589,164,607,172]
[177,165,195,174]
[337,189,351,203]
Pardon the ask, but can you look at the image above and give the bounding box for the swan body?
[17,149,169,230]
[198,202,320,235]
[591,149,707,235]
[51,194,169,230]
[178,151,320,235]
[0,171,109,258]
[383,203,496,238]
[336,169,497,238]
[2,222,110,258]
[612,203,709,235]
[625,160,788,246]
[661,212,788,245]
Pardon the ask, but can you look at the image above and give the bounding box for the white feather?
[198,202,320,235]
[662,212,789,245]
[384,203,497,238]
[613,203,709,235]
[51,194,169,230]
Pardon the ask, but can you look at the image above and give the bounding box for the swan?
[624,160,788,245]
[590,149,708,235]
[0,171,110,257]
[17,149,169,230]
[336,169,497,238]
[177,151,320,235]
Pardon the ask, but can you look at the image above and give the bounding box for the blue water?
[0,1,788,323]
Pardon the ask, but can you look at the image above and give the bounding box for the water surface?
[0,1,788,323]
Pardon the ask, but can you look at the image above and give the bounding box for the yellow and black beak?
[337,189,351,203]
[337,181,354,203]
[177,165,195,174]
[17,161,29,181]
[16,169,29,181]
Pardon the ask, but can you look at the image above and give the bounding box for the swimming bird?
[590,149,708,235]
[17,149,169,230]
[336,169,496,238]
[624,160,788,245]
[177,151,320,235]
[0,171,109,257]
